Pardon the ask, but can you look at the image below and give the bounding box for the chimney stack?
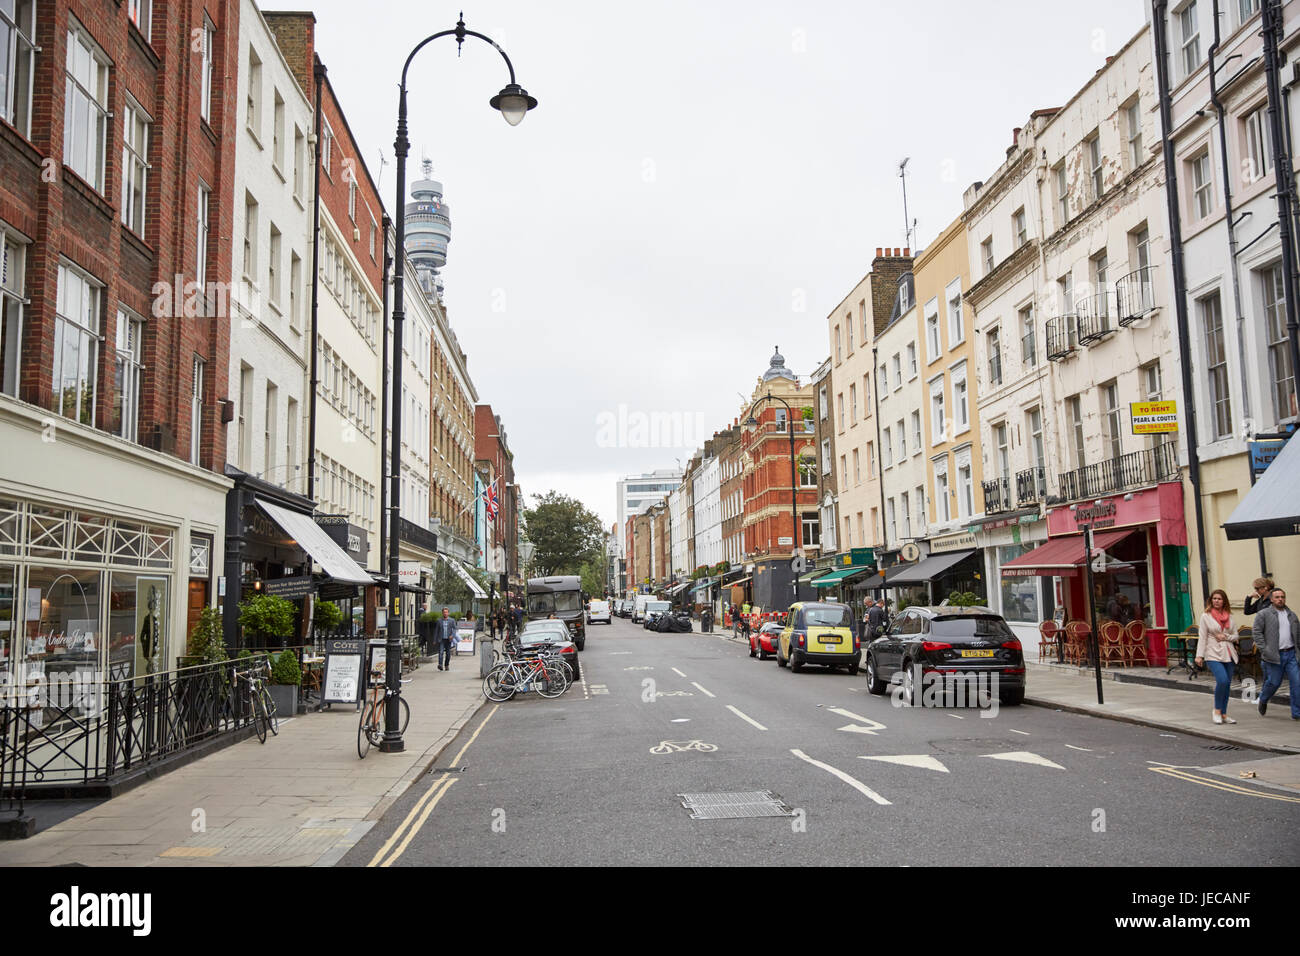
[903,247,910,256]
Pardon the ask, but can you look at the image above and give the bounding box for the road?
[343,615,1300,866]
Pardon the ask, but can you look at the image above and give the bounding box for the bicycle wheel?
[259,686,279,736]
[366,700,386,746]
[250,687,267,744]
[536,661,569,698]
[397,696,411,735]
[357,703,373,759]
[546,658,573,683]
[483,664,516,702]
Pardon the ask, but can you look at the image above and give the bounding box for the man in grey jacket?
[436,607,457,672]
[1252,588,1300,719]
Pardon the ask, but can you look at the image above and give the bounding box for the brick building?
[475,403,518,596]
[0,0,241,682]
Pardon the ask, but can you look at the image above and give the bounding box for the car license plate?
[819,634,842,644]
[960,650,994,658]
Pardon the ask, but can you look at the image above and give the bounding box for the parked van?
[587,599,612,625]
[633,594,652,623]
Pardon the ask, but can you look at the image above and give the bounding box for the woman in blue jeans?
[1195,589,1239,725]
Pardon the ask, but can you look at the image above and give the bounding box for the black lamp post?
[383,16,537,753]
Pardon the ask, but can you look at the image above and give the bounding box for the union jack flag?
[483,480,499,520]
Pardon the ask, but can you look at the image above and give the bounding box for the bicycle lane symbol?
[649,740,718,755]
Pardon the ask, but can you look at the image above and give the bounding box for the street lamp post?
[384,16,536,753]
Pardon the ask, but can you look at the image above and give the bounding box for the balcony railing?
[1016,465,1047,505]
[1057,440,1179,503]
[1046,315,1079,361]
[982,476,1013,514]
[1076,294,1116,344]
[1115,265,1157,327]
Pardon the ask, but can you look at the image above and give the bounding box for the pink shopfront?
[1003,482,1192,664]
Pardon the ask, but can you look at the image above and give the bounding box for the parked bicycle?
[235,659,277,744]
[483,648,570,702]
[357,670,412,759]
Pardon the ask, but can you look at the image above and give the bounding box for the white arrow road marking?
[726,705,768,731]
[671,718,691,723]
[828,707,887,735]
[858,754,950,773]
[671,667,687,678]
[791,749,891,805]
[691,682,715,698]
[982,751,1066,770]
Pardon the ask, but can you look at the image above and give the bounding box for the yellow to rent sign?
[1130,400,1179,434]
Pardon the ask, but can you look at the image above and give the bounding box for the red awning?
[1000,530,1135,577]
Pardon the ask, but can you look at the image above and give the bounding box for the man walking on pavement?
[1254,587,1300,719]
[866,599,887,639]
[436,607,456,671]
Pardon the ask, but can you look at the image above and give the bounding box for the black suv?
[864,606,1025,706]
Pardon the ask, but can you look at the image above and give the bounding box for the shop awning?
[856,564,913,589]
[812,566,872,587]
[1000,530,1134,577]
[668,581,692,595]
[1224,435,1300,539]
[728,577,752,587]
[439,554,487,599]
[691,577,714,593]
[255,498,373,585]
[797,568,829,584]
[887,550,977,585]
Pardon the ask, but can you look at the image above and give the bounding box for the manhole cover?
[677,791,794,820]
[1203,744,1242,751]
[927,738,1015,755]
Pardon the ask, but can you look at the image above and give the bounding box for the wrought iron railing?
[1115,265,1157,326]
[1046,315,1079,361]
[1016,466,1047,505]
[982,477,1012,514]
[1076,294,1116,344]
[1057,441,1179,503]
[0,657,267,796]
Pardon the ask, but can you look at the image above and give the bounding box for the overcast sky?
[279,0,1149,529]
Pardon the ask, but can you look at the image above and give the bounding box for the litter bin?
[480,634,495,678]
[701,608,713,633]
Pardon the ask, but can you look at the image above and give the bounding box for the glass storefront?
[998,544,1052,624]
[0,497,179,717]
[1088,531,1153,627]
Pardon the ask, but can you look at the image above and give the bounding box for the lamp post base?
[379,738,406,753]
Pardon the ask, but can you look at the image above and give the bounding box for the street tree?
[524,491,605,576]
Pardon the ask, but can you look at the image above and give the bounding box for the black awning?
[887,550,978,585]
[1224,434,1300,539]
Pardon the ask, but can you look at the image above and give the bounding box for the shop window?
[23,567,102,719]
[108,572,169,681]
[999,545,1042,623]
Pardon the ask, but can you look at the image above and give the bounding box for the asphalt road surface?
[343,615,1300,867]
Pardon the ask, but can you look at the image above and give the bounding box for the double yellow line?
[1148,765,1300,803]
[368,704,499,867]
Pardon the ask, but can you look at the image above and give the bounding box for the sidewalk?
[1024,661,1300,755]
[0,651,485,866]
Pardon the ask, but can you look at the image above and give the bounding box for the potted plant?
[269,648,302,717]
[314,599,344,636]
[237,593,296,648]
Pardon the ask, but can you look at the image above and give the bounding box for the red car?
[749,622,783,661]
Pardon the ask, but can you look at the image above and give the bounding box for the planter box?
[269,683,298,720]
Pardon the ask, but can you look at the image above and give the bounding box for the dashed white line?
[791,749,892,805]
[1009,729,1031,736]
[1065,744,1093,752]
[671,667,687,678]
[946,713,965,719]
[691,682,716,698]
[726,705,768,731]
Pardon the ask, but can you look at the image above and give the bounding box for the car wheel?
[865,654,887,695]
[999,687,1024,706]
[847,661,860,676]
[777,645,787,668]
[790,652,803,673]
[903,660,919,707]
[577,639,585,651]
[749,639,757,658]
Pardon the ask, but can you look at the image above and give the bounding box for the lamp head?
[490,84,538,126]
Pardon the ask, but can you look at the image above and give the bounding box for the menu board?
[322,638,365,704]
[456,625,475,654]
